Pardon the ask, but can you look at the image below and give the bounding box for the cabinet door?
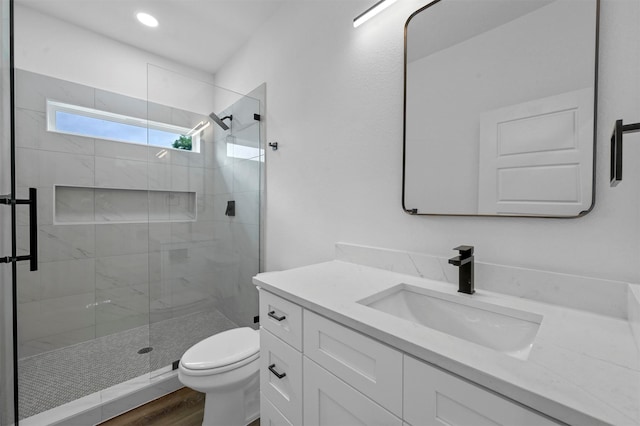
[404,356,560,426]
[260,290,303,350]
[260,328,303,425]
[260,393,294,426]
[303,310,403,416]
[303,357,402,426]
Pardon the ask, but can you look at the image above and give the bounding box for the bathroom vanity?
[254,252,639,425]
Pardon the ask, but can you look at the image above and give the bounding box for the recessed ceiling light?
[136,12,158,28]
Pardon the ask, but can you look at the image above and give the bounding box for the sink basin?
[358,284,542,360]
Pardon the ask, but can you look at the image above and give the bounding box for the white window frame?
[46,100,201,152]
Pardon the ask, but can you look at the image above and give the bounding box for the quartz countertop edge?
[253,260,639,426]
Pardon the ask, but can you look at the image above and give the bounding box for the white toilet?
[178,327,260,426]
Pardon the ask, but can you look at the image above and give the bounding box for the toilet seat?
[180,327,259,376]
[180,351,259,376]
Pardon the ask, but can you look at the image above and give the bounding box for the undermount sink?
[358,284,542,360]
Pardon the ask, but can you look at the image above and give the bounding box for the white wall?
[214,0,640,283]
[14,5,252,126]
[14,5,215,104]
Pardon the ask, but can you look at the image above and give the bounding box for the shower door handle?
[25,188,38,271]
[0,187,38,271]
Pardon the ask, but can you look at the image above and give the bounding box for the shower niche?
[54,186,197,224]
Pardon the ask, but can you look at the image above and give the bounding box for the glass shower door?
[12,68,159,419]
[147,65,263,374]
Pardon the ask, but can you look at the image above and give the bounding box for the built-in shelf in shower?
[54,185,197,225]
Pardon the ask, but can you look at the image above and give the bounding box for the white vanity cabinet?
[260,328,303,425]
[303,310,403,417]
[260,290,303,425]
[260,289,303,350]
[259,289,560,426]
[404,356,559,426]
[303,357,402,426]
[260,396,294,426]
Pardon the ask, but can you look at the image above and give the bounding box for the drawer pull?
[268,364,287,379]
[268,310,286,321]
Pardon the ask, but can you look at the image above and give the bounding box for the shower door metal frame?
[0,0,24,423]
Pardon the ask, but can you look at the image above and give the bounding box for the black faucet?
[448,245,475,294]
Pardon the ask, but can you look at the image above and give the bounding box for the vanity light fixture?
[136,12,158,28]
[353,0,398,28]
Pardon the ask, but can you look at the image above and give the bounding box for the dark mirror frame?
[402,0,600,218]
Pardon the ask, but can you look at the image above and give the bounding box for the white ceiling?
[16,0,286,74]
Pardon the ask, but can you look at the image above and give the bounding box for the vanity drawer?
[303,356,402,426]
[260,290,303,350]
[260,328,303,425]
[303,310,403,417]
[403,355,560,426]
[260,393,294,426]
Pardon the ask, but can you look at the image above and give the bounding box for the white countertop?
[253,260,640,426]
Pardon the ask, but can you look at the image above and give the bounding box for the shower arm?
[209,112,233,131]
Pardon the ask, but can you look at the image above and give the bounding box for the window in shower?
[227,141,264,161]
[46,100,201,152]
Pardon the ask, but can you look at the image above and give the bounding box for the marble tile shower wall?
[14,70,261,358]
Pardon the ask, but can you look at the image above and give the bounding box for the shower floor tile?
[18,309,238,420]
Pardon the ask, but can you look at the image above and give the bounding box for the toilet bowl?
[178,327,260,426]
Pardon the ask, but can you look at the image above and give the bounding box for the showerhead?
[209,112,232,131]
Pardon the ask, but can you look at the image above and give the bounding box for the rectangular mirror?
[403,0,599,217]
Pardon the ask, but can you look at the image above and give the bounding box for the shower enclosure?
[1,52,264,422]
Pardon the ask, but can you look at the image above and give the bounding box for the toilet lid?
[181,327,259,370]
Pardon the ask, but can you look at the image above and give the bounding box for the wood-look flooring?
[99,387,260,426]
